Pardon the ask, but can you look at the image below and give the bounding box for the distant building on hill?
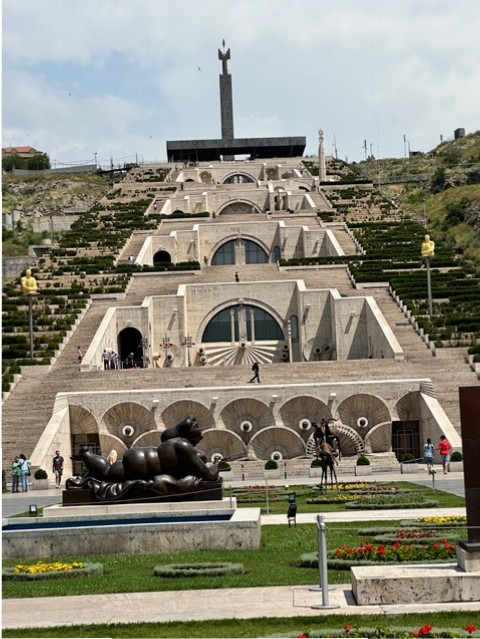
[2,145,42,158]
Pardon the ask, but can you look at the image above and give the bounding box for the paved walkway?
[3,470,475,631]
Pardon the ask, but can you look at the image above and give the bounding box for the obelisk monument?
[218,40,234,160]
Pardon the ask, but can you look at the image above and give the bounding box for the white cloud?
[3,0,480,164]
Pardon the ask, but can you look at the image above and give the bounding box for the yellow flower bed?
[13,561,84,574]
[419,515,467,525]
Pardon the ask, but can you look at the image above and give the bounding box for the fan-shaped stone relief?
[201,341,278,367]
[364,422,392,453]
[220,398,274,443]
[132,430,163,448]
[160,401,215,430]
[69,404,99,435]
[197,429,247,462]
[393,391,421,422]
[279,396,329,441]
[101,402,156,444]
[98,434,127,459]
[306,424,364,457]
[249,427,306,460]
[337,394,390,437]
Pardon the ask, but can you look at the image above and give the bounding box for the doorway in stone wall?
[392,420,420,462]
[118,327,144,368]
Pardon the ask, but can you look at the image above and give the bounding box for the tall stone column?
[218,41,234,160]
[318,129,326,183]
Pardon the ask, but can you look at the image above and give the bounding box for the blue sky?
[3,0,479,167]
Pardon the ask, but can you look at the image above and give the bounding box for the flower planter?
[355,465,372,476]
[32,478,50,490]
[264,469,281,480]
[449,461,463,472]
[401,463,419,474]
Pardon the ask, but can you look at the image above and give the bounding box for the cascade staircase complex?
[2,158,478,477]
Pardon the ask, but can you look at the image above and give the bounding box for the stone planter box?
[449,461,463,472]
[401,463,419,474]
[32,478,50,490]
[220,471,235,481]
[309,467,323,478]
[355,465,372,476]
[264,469,281,480]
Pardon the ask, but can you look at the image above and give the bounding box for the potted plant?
[218,461,234,481]
[32,468,50,490]
[449,450,463,472]
[310,457,323,477]
[264,459,281,479]
[355,455,372,476]
[400,452,419,474]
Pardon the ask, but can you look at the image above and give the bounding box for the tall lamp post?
[182,335,194,367]
[21,269,38,359]
[421,234,435,319]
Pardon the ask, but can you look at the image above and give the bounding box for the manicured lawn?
[3,611,480,638]
[230,481,465,513]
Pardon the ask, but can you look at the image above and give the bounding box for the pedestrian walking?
[52,450,64,488]
[77,346,83,364]
[249,361,261,383]
[423,438,435,474]
[438,435,451,474]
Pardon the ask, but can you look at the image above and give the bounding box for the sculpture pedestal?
[62,480,223,506]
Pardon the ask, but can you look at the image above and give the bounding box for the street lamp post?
[182,335,194,367]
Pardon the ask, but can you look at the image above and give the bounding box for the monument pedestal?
[457,541,480,572]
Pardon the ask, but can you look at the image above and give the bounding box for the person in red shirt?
[438,435,451,474]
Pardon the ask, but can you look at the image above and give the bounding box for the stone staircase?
[3,263,478,471]
[118,230,152,263]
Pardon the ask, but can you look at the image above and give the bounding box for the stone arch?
[117,326,144,368]
[249,426,306,460]
[210,233,270,264]
[364,421,392,453]
[219,398,274,444]
[217,199,259,215]
[221,172,256,185]
[101,401,156,447]
[198,299,286,346]
[132,430,164,447]
[393,391,421,422]
[199,170,212,184]
[197,429,247,462]
[160,400,215,431]
[98,434,127,458]
[153,250,172,264]
[69,404,99,435]
[278,396,330,442]
[309,423,364,457]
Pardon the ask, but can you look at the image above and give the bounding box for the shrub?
[450,451,463,462]
[310,457,323,468]
[34,468,48,480]
[401,453,416,463]
[356,455,370,466]
[264,460,278,470]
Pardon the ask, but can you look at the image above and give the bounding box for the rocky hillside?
[2,173,112,221]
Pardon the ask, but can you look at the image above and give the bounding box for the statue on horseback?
[312,418,340,489]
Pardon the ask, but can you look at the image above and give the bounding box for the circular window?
[271,450,283,461]
[211,453,223,464]
[122,424,135,437]
[299,419,311,431]
[240,420,253,433]
[357,417,369,429]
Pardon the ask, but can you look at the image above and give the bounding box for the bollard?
[265,476,270,515]
[311,515,339,609]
